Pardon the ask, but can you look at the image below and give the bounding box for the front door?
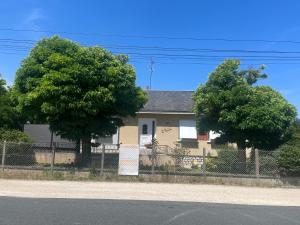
[138,118,156,148]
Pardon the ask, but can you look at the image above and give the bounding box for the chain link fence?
[0,141,282,178]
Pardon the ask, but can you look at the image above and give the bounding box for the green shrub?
[0,128,31,142]
[276,120,300,177]
[0,129,35,166]
[191,164,199,169]
[159,162,174,173]
[277,145,300,177]
[206,157,218,172]
[258,153,279,176]
[213,149,240,173]
[139,163,151,171]
[89,163,98,178]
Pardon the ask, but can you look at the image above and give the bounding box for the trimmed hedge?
[277,145,300,177]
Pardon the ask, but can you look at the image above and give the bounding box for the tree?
[277,119,300,176]
[287,119,300,145]
[0,76,6,95]
[0,76,21,129]
[14,36,147,162]
[194,60,297,171]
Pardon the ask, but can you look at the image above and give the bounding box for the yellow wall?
[120,114,194,146]
[119,117,139,145]
[155,114,194,147]
[119,113,216,155]
[35,151,76,164]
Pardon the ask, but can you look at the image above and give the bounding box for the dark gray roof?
[24,124,73,144]
[140,90,194,113]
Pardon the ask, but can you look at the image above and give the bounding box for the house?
[118,90,216,156]
[24,90,218,156]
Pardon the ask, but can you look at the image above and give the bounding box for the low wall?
[139,174,291,187]
[139,154,203,168]
[35,151,77,165]
[0,168,299,187]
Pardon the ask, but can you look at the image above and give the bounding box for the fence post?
[255,148,260,178]
[100,144,105,176]
[151,146,155,175]
[202,147,206,176]
[1,141,6,171]
[51,142,56,175]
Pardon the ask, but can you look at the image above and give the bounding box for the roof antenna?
[149,57,154,89]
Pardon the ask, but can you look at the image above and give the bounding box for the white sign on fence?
[118,146,139,176]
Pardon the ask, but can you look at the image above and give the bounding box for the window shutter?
[179,120,197,139]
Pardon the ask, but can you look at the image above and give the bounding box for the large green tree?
[14,36,146,160]
[0,76,6,95]
[0,76,21,129]
[194,60,297,171]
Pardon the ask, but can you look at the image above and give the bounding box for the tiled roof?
[140,90,194,113]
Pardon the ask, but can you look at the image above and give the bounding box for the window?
[142,124,148,134]
[179,120,197,139]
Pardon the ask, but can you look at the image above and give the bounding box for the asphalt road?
[0,197,299,225]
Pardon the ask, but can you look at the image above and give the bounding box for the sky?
[0,0,299,114]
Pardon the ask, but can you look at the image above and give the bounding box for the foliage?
[284,119,300,146]
[14,36,147,143]
[170,143,190,166]
[0,129,34,165]
[89,163,98,178]
[145,137,159,149]
[207,149,241,173]
[277,145,300,177]
[159,162,174,173]
[0,76,22,129]
[191,159,200,169]
[257,151,280,176]
[276,119,300,177]
[0,128,31,142]
[194,59,297,150]
[0,76,6,95]
[205,157,218,171]
[145,138,158,169]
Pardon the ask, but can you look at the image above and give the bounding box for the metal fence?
[0,141,281,178]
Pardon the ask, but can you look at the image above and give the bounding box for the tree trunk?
[237,142,247,174]
[74,140,81,166]
[82,137,92,166]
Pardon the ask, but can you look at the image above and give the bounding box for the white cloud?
[19,8,47,40]
[24,8,45,26]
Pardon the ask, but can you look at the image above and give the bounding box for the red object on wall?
[198,133,209,141]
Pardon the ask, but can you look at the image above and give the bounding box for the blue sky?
[0,0,299,114]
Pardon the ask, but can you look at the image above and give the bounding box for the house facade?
[118,90,217,156]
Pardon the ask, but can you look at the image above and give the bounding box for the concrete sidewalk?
[0,179,299,206]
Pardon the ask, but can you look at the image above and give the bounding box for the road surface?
[0,197,299,225]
